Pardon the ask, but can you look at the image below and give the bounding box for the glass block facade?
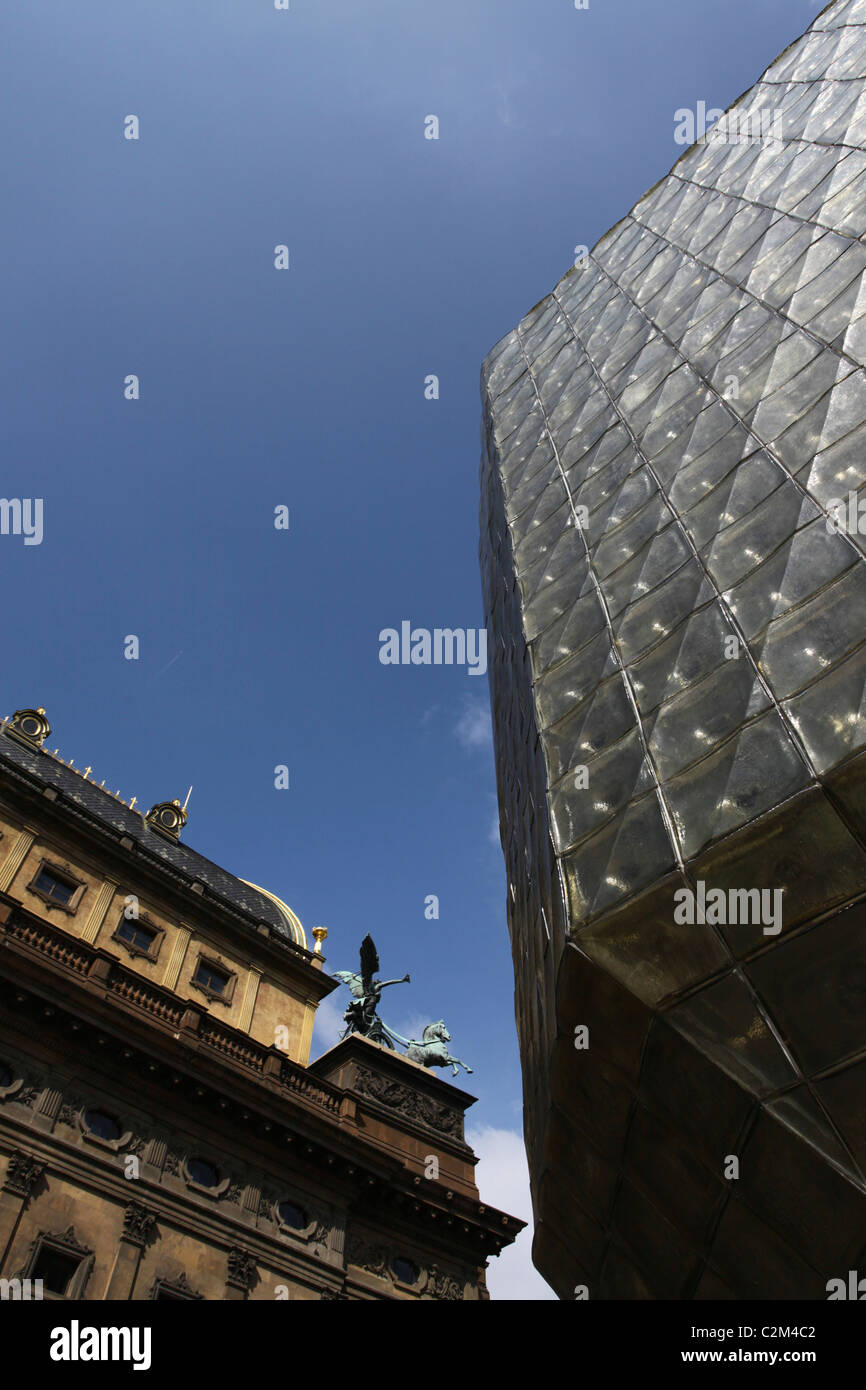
[481,0,866,1298]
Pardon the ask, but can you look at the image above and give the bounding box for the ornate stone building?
[0,707,520,1301]
[481,0,866,1298]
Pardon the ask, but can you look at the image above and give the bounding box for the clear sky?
[1,0,826,1298]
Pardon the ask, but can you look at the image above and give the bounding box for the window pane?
[34,1248,80,1296]
[117,918,156,952]
[278,1201,307,1230]
[195,962,227,994]
[83,1109,121,1141]
[187,1157,219,1188]
[34,871,74,904]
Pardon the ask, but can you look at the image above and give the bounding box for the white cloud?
[393,1012,430,1046]
[310,993,345,1057]
[465,1124,556,1300]
[456,698,493,751]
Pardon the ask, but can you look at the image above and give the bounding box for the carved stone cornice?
[345,1231,392,1281]
[426,1263,463,1300]
[352,1067,462,1137]
[344,1231,464,1300]
[2,1148,45,1197]
[38,1225,92,1258]
[149,1271,203,1301]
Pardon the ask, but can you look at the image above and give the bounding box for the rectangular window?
[32,869,75,905]
[32,1248,82,1297]
[116,918,158,954]
[194,961,229,996]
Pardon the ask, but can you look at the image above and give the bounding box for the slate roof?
[0,725,305,947]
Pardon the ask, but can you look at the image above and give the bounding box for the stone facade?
[0,711,520,1300]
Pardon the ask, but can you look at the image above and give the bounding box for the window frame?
[20,1228,94,1300]
[272,1197,323,1244]
[189,953,236,1006]
[111,909,165,963]
[78,1106,132,1152]
[149,1273,203,1301]
[391,1256,421,1289]
[180,1154,229,1199]
[26,859,87,916]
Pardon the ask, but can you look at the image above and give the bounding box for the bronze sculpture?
[334,936,472,1075]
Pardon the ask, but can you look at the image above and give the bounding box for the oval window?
[186,1156,220,1188]
[278,1201,307,1230]
[83,1109,121,1141]
[392,1257,418,1285]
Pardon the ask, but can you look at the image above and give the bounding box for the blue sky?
[1,0,825,1298]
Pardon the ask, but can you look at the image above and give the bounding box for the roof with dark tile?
[0,725,304,947]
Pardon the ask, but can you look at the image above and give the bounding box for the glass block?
[629,600,736,715]
[784,639,866,771]
[664,710,811,859]
[560,794,677,924]
[702,483,820,590]
[724,518,858,638]
[647,661,770,780]
[615,558,715,663]
[667,971,798,1097]
[548,728,653,852]
[756,561,866,698]
[746,899,866,1075]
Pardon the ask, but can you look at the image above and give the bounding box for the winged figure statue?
[333,934,410,1048]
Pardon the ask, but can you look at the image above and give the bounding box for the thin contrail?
[152,651,184,681]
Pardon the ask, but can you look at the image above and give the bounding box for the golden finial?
[129,796,137,808]
[83,766,92,779]
[312,926,328,955]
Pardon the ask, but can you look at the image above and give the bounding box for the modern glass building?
[481,0,866,1298]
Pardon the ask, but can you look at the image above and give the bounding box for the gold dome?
[241,880,306,949]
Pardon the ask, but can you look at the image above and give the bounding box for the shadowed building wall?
[481,0,866,1299]
[0,708,520,1300]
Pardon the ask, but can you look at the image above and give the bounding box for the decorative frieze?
[2,1149,45,1197]
[352,1067,462,1137]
